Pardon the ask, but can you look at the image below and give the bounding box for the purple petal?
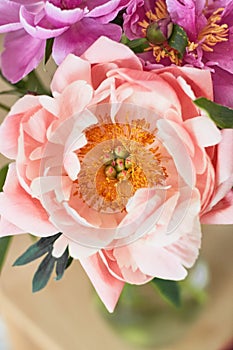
[166,0,205,41]
[1,29,45,83]
[123,0,147,40]
[20,5,69,39]
[44,1,86,26]
[204,27,233,75]
[9,0,43,4]
[0,0,22,33]
[52,18,122,64]
[87,0,131,23]
[211,66,233,108]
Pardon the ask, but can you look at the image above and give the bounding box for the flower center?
[188,8,228,53]
[138,0,181,65]
[73,121,167,213]
[48,0,82,10]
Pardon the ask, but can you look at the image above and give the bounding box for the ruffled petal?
[0,0,22,33]
[1,29,45,83]
[0,164,57,236]
[20,6,68,39]
[50,54,92,94]
[80,253,124,312]
[45,1,86,25]
[82,35,142,70]
[52,19,122,64]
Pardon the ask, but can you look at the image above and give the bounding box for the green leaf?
[194,97,233,129]
[13,233,62,266]
[0,164,9,192]
[13,243,53,266]
[121,35,149,53]
[43,38,54,67]
[0,103,10,112]
[32,252,56,292]
[55,248,69,281]
[152,278,181,307]
[0,236,12,274]
[168,24,188,57]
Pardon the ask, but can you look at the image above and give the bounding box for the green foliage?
[13,234,73,292]
[194,97,233,129]
[152,278,181,307]
[168,24,188,57]
[0,164,9,191]
[121,35,150,53]
[44,38,54,67]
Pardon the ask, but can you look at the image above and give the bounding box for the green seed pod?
[105,165,117,179]
[102,152,114,165]
[117,170,129,181]
[115,158,125,172]
[125,156,133,169]
[114,145,129,158]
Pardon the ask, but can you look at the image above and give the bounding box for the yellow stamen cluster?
[146,43,181,65]
[73,120,167,213]
[138,0,181,65]
[189,8,228,53]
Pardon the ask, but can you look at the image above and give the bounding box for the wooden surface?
[0,227,232,350]
[0,34,233,350]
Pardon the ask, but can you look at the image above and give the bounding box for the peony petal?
[0,0,22,33]
[0,164,57,236]
[20,6,68,39]
[50,55,92,94]
[131,242,188,280]
[45,1,86,25]
[80,253,124,312]
[82,35,142,70]
[63,152,80,181]
[157,119,195,188]
[52,234,69,258]
[1,29,45,83]
[185,116,222,148]
[201,190,233,224]
[0,217,25,237]
[0,113,22,159]
[52,19,122,64]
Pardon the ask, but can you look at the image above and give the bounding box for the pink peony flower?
[0,0,131,83]
[123,0,233,108]
[0,37,232,312]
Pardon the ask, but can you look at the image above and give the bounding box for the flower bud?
[114,145,129,158]
[115,158,125,172]
[117,170,129,181]
[102,152,114,165]
[105,165,117,179]
[125,156,133,169]
[146,18,173,45]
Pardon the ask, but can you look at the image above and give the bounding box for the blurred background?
[0,34,233,350]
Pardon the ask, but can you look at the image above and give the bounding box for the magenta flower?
[123,0,233,108]
[0,0,131,83]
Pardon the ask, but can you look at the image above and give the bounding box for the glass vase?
[95,259,209,348]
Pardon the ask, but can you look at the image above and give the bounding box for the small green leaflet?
[13,234,73,292]
[43,38,54,67]
[168,24,188,57]
[194,97,233,129]
[0,164,11,273]
[33,252,56,292]
[0,164,9,191]
[121,35,150,53]
[152,278,181,307]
